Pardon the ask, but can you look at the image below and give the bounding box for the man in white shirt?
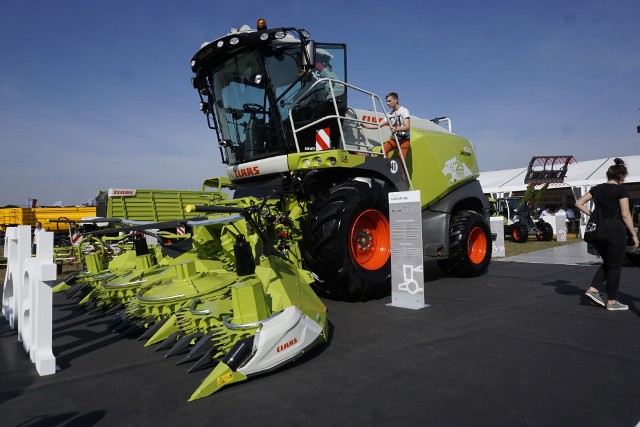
[361,92,410,160]
[32,222,45,254]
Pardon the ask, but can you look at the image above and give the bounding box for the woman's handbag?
[583,207,619,244]
[583,210,607,244]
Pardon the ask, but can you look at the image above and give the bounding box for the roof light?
[300,29,310,38]
[274,31,285,39]
[259,33,269,41]
[191,59,196,68]
[229,37,239,45]
[257,19,267,30]
[216,40,224,48]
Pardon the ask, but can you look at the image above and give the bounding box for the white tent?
[479,155,640,197]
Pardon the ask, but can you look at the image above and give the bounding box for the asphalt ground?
[1,257,640,426]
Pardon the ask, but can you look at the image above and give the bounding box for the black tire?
[301,179,392,301]
[535,222,545,241]
[445,210,492,277]
[535,221,553,241]
[511,222,529,243]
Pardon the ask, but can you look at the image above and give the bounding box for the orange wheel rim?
[468,226,487,264]
[512,228,518,240]
[350,209,391,270]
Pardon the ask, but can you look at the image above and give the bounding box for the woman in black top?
[575,158,639,311]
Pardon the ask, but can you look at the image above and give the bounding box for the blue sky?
[1,0,639,206]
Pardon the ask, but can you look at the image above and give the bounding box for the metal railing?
[288,78,413,189]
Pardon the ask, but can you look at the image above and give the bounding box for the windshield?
[211,50,278,165]
[497,197,523,218]
[209,43,347,165]
[268,44,346,117]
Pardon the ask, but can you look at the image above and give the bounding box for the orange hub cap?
[349,209,391,270]
[468,226,488,264]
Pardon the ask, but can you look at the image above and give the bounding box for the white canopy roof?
[479,155,640,194]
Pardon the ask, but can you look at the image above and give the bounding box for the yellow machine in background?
[0,206,96,233]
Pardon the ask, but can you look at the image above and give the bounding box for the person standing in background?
[32,221,45,255]
[575,158,640,311]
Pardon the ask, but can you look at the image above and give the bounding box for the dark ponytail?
[606,157,628,182]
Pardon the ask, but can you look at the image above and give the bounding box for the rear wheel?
[536,221,554,241]
[301,179,392,301]
[511,222,529,243]
[445,210,492,277]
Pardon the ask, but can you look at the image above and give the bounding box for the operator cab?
[496,197,522,219]
[191,20,347,166]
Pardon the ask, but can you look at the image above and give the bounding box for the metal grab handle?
[104,279,147,289]
[136,291,186,302]
[222,310,282,330]
[189,297,211,315]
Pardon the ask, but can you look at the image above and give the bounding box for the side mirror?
[300,40,316,71]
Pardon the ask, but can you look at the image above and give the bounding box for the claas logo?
[276,338,298,353]
[233,166,260,178]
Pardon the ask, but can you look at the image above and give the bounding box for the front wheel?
[444,210,492,277]
[511,222,529,243]
[301,179,392,301]
[543,222,553,241]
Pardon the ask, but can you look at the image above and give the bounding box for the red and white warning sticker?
[315,127,330,151]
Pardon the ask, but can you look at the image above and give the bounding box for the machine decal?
[227,155,289,181]
[315,128,330,151]
[360,115,384,123]
[276,337,298,353]
[398,264,424,295]
[233,166,261,179]
[217,372,233,387]
[108,188,136,197]
[389,160,399,174]
[442,156,473,183]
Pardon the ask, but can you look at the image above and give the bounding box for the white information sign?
[387,191,428,310]
[555,214,567,242]
[490,217,505,257]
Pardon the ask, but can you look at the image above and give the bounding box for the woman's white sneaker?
[606,302,629,311]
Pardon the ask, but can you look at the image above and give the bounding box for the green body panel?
[404,129,480,207]
[256,256,327,335]
[231,277,271,324]
[144,315,181,346]
[84,253,104,274]
[189,362,247,402]
[287,150,367,171]
[98,189,228,222]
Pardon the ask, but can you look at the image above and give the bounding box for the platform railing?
[289,79,413,189]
